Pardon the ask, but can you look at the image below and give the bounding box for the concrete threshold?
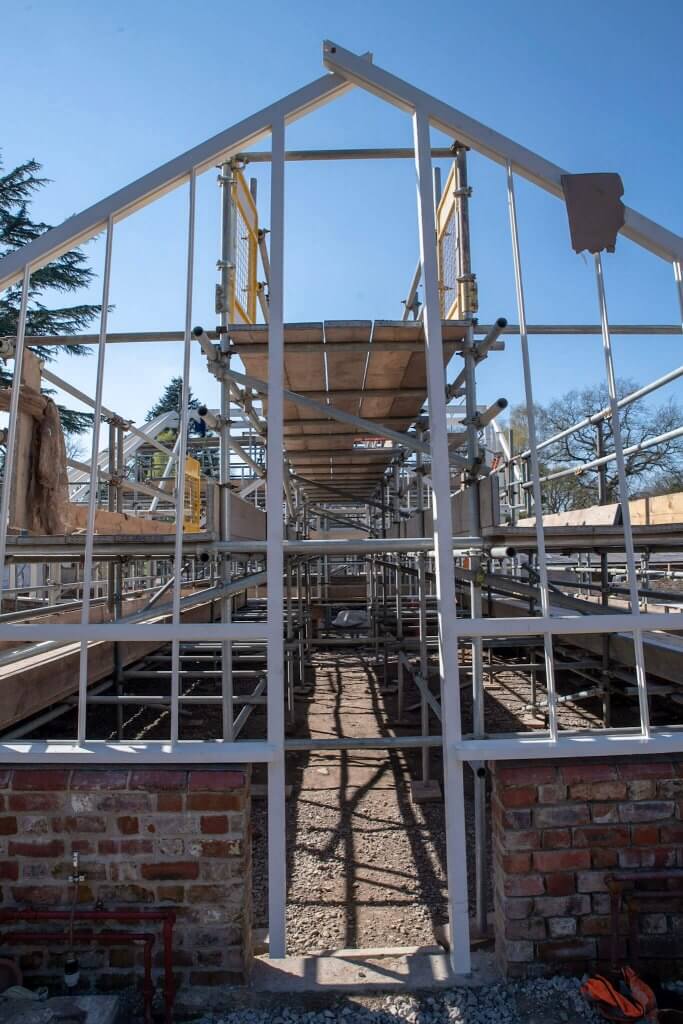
[249,949,499,993]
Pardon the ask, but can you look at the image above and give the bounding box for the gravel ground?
[195,977,601,1024]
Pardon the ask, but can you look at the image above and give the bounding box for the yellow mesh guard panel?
[436,163,460,319]
[183,456,201,532]
[230,170,259,324]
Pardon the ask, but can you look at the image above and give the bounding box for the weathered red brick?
[98,838,153,856]
[580,915,616,936]
[195,839,240,859]
[11,770,70,791]
[499,897,534,920]
[501,829,541,851]
[99,884,153,904]
[0,861,19,880]
[0,817,17,835]
[129,770,187,791]
[537,784,567,804]
[535,895,591,917]
[591,848,618,869]
[577,871,608,893]
[504,875,545,898]
[545,873,576,897]
[11,885,63,904]
[660,823,683,843]
[541,828,571,850]
[657,779,683,798]
[187,884,238,904]
[188,770,246,791]
[8,793,63,811]
[502,809,532,830]
[617,761,673,780]
[157,793,183,812]
[627,780,657,801]
[200,816,229,835]
[573,826,629,848]
[196,950,224,968]
[9,839,64,857]
[51,816,107,834]
[116,816,139,835]
[560,764,616,784]
[496,764,556,786]
[108,948,135,969]
[189,971,241,986]
[618,801,674,823]
[140,862,199,881]
[632,824,659,845]
[505,917,546,941]
[548,917,577,938]
[538,938,597,960]
[534,805,590,829]
[533,849,590,872]
[640,848,676,869]
[70,839,96,855]
[187,793,242,812]
[157,885,184,902]
[70,770,128,790]
[95,793,151,813]
[590,803,619,824]
[591,782,627,801]
[501,786,537,809]
[501,853,531,874]
[618,849,641,868]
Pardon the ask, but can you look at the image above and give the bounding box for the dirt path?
[253,650,469,954]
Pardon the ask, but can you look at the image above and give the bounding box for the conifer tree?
[146,377,200,422]
[0,155,99,433]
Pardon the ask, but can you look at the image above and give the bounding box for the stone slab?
[410,779,443,804]
[250,950,498,993]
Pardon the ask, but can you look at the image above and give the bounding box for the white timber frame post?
[266,115,287,958]
[413,106,471,974]
[170,170,197,745]
[506,163,559,740]
[594,254,650,737]
[77,216,114,744]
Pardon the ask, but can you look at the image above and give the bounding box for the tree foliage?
[0,156,99,433]
[146,377,200,422]
[509,379,683,513]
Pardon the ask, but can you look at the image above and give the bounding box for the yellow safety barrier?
[229,169,259,324]
[436,162,478,319]
[183,456,201,532]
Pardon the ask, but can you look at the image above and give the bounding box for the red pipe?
[0,909,176,1024]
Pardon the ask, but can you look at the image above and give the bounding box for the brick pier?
[0,766,251,992]
[491,756,683,978]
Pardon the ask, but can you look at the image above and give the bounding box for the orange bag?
[581,967,657,1023]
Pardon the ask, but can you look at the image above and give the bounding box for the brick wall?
[0,766,251,993]
[491,755,683,978]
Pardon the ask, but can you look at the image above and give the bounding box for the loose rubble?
[196,976,601,1024]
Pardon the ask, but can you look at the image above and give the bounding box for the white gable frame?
[322,41,683,265]
[1,42,682,979]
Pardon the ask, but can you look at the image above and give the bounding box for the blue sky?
[2,0,682,434]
